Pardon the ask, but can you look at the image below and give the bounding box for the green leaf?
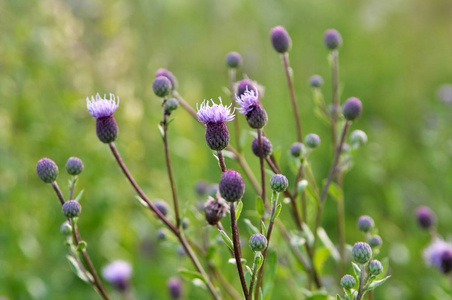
[244,219,259,235]
[135,196,149,208]
[166,118,175,127]
[254,252,264,271]
[271,204,282,222]
[305,292,329,300]
[66,255,93,283]
[76,241,87,252]
[263,250,277,299]
[301,223,314,247]
[222,150,236,160]
[256,196,265,216]
[273,147,281,164]
[157,124,164,140]
[219,230,234,251]
[366,276,391,291]
[314,247,330,274]
[235,201,243,221]
[179,269,206,283]
[314,107,331,125]
[337,295,343,300]
[327,181,343,202]
[74,189,84,202]
[261,220,267,236]
[239,129,248,151]
[317,227,340,261]
[352,263,361,277]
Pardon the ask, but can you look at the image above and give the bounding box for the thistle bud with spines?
[270,174,289,193]
[352,242,372,264]
[36,158,59,183]
[62,200,82,218]
[249,233,268,252]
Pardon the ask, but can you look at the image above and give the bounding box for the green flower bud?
[340,274,356,289]
[368,259,383,276]
[352,242,372,264]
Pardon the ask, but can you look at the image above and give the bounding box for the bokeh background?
[1,0,452,299]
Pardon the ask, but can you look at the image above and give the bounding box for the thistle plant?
[36,25,392,300]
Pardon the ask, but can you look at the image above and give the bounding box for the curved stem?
[230,203,249,299]
[357,264,366,300]
[162,101,181,228]
[331,49,339,149]
[282,52,303,142]
[336,171,346,276]
[313,121,351,251]
[50,182,110,300]
[108,143,220,300]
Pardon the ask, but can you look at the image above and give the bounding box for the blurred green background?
[1,0,452,299]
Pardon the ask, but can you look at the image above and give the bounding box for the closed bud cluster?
[167,277,183,299]
[368,235,383,248]
[270,174,289,192]
[357,215,374,233]
[271,26,292,53]
[155,68,178,90]
[153,200,169,216]
[249,233,268,252]
[62,200,82,218]
[324,29,342,50]
[165,98,179,113]
[368,259,383,276]
[153,76,172,98]
[204,195,228,225]
[352,242,372,264]
[350,130,368,147]
[251,136,272,157]
[219,170,245,202]
[65,157,84,176]
[36,158,59,183]
[342,97,363,121]
[305,133,321,148]
[309,75,324,88]
[290,142,305,158]
[225,52,242,68]
[340,274,356,289]
[416,206,436,229]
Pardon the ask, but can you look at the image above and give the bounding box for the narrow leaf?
[179,269,206,283]
[261,220,267,236]
[219,230,234,251]
[317,227,340,261]
[135,196,149,208]
[271,204,282,222]
[256,196,265,216]
[66,255,93,283]
[222,150,236,160]
[366,276,391,291]
[301,223,314,247]
[74,189,84,202]
[352,263,361,277]
[157,124,164,140]
[244,219,259,235]
[235,201,243,221]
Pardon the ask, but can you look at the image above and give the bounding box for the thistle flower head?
[236,88,259,115]
[416,206,436,229]
[102,260,132,291]
[251,136,273,158]
[66,157,84,176]
[225,52,242,68]
[357,215,375,233]
[424,238,452,273]
[86,93,119,119]
[271,26,292,53]
[62,200,82,218]
[155,68,178,90]
[340,274,356,289]
[36,158,59,183]
[167,277,183,299]
[196,99,235,124]
[219,169,245,202]
[352,242,372,264]
[249,233,268,252]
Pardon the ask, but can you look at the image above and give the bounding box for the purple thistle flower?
[416,206,436,229]
[236,89,259,115]
[197,99,234,151]
[236,88,268,129]
[86,93,119,119]
[424,239,452,273]
[197,98,235,124]
[102,260,132,291]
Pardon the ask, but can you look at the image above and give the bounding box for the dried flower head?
[102,260,132,291]
[204,194,229,225]
[86,93,119,119]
